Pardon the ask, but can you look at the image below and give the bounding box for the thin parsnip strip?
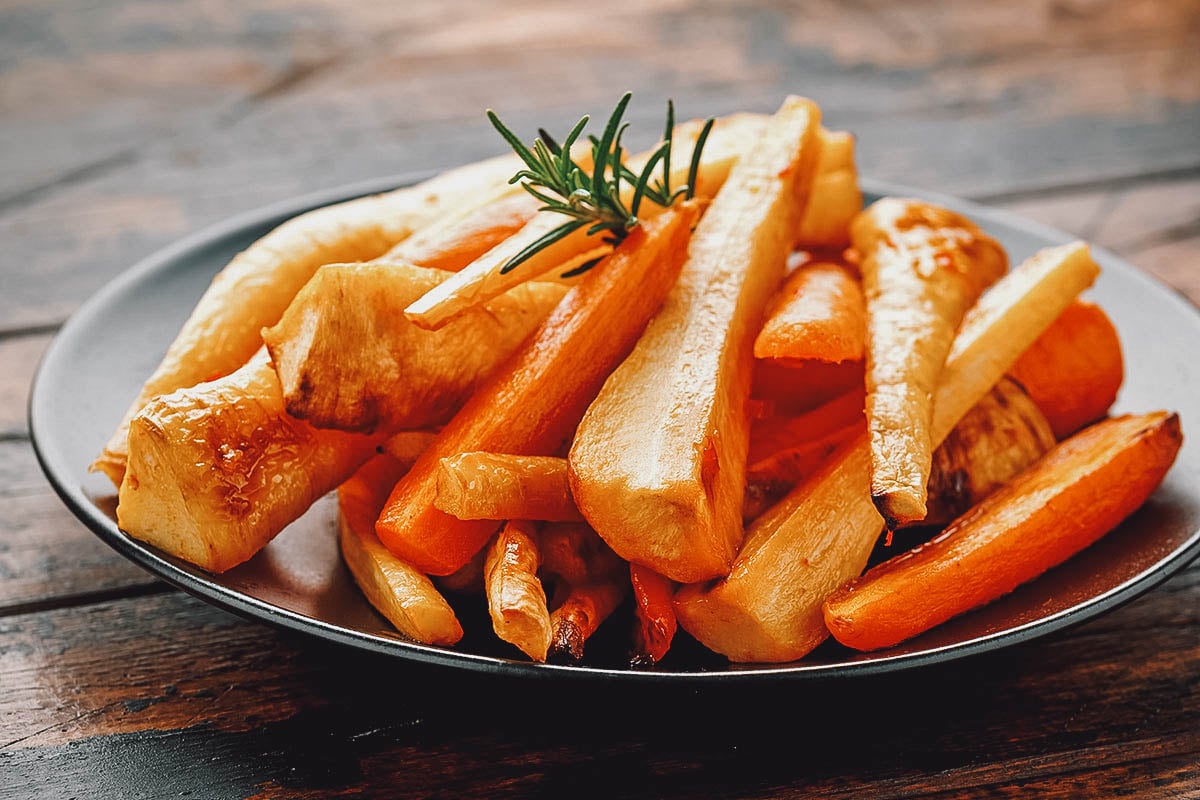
[338,455,464,646]
[375,203,700,575]
[569,96,824,584]
[485,520,552,661]
[824,411,1182,650]
[753,259,866,363]
[795,129,863,248]
[630,564,678,666]
[117,350,382,573]
[674,240,1101,663]
[852,198,1008,526]
[91,152,522,488]
[262,261,566,433]
[403,113,769,331]
[435,453,581,522]
[1008,299,1124,439]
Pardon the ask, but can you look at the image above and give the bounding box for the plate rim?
[27,173,1200,683]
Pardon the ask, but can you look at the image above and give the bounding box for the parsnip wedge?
[403,112,769,331]
[435,453,581,522]
[852,197,1008,527]
[485,520,552,661]
[117,350,382,573]
[262,261,566,433]
[339,455,464,646]
[91,152,522,487]
[674,241,1101,663]
[569,95,823,584]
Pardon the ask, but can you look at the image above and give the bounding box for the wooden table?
[3,1,1198,797]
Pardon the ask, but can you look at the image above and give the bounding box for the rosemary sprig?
[486,92,713,275]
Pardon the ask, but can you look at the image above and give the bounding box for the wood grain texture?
[2,0,1199,797]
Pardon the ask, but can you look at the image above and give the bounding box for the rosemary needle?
[486,92,714,275]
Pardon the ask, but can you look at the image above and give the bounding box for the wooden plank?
[0,441,158,611]
[0,562,1196,796]
[0,332,52,438]
[2,0,1198,329]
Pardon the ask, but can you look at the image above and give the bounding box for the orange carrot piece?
[1007,299,1124,439]
[753,260,866,363]
[630,563,678,666]
[375,203,700,575]
[385,191,540,272]
[751,358,865,418]
[538,521,626,588]
[823,412,1183,651]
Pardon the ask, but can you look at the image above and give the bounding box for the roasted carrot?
[262,261,566,433]
[548,580,629,665]
[403,112,769,330]
[751,358,865,418]
[753,259,866,363]
[435,453,581,522]
[484,520,552,661]
[569,96,824,584]
[630,564,678,666]
[795,128,863,248]
[374,202,700,575]
[91,152,522,488]
[384,190,540,272]
[117,350,382,573]
[674,241,1101,663]
[381,430,439,465]
[824,411,1182,651]
[852,197,1008,526]
[338,455,463,646]
[1008,299,1124,439]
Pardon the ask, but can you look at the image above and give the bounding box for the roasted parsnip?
[674,241,1101,662]
[375,203,700,575]
[795,129,863,248]
[852,197,1008,526]
[92,152,522,487]
[435,453,581,522]
[262,261,566,433]
[338,455,464,646]
[569,96,824,584]
[484,520,552,661]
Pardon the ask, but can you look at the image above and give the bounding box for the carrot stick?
[569,96,824,584]
[753,259,866,363]
[674,241,1101,662]
[824,411,1182,651]
[384,191,540,271]
[117,349,382,573]
[852,197,1009,526]
[403,113,769,331]
[548,580,629,665]
[1007,299,1124,439]
[630,564,678,666]
[381,430,439,465]
[338,455,463,646]
[90,152,522,488]
[435,453,582,522]
[374,202,700,575]
[262,261,566,433]
[751,358,865,418]
[484,520,553,661]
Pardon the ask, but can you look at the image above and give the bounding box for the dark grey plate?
[28,174,1200,682]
